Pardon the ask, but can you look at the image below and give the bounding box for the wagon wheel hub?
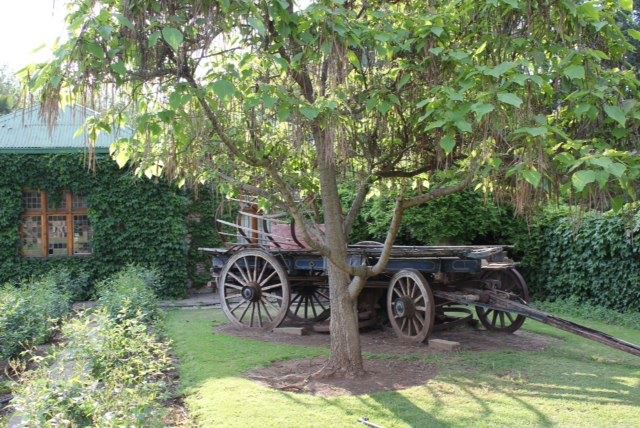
[242,283,262,302]
[394,296,415,318]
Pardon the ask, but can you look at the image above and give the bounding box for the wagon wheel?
[287,282,330,323]
[387,269,436,343]
[219,249,290,330]
[475,268,530,333]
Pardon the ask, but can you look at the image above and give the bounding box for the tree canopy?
[24,0,640,376]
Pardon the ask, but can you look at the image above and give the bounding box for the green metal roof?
[0,105,130,154]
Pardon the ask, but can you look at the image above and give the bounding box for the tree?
[0,65,18,115]
[24,0,640,377]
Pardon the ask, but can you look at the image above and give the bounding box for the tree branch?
[343,176,371,237]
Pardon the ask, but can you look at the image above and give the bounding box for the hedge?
[517,204,640,312]
[0,154,222,297]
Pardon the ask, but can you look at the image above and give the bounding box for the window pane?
[73,194,88,210]
[22,215,43,257]
[47,192,68,211]
[73,215,92,255]
[22,191,41,211]
[48,215,68,256]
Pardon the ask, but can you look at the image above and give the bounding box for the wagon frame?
[200,204,640,357]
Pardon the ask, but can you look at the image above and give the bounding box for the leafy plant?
[0,270,73,360]
[96,265,161,323]
[11,309,171,427]
[517,203,640,312]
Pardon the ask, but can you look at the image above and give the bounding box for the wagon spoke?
[415,305,427,312]
[256,301,263,327]
[506,312,515,323]
[304,296,309,319]
[499,312,505,328]
[260,299,273,321]
[414,294,424,304]
[312,293,326,311]
[225,282,243,291]
[229,300,248,313]
[233,261,251,285]
[239,302,251,323]
[250,302,256,327]
[393,287,403,297]
[414,314,425,326]
[227,272,247,287]
[316,291,330,300]
[260,270,278,286]
[294,293,304,314]
[412,318,421,335]
[400,317,407,333]
[256,259,268,284]
[262,283,283,291]
[243,257,252,282]
[491,310,498,326]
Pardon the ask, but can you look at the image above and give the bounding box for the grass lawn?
[165,309,640,427]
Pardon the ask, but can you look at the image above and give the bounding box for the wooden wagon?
[200,204,640,356]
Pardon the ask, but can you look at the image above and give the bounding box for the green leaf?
[431,27,444,37]
[604,105,626,127]
[620,0,633,12]
[86,42,105,59]
[497,92,523,108]
[563,64,585,80]
[522,169,541,187]
[212,79,235,100]
[162,27,184,51]
[572,170,597,192]
[471,103,494,121]
[397,74,411,90]
[429,47,444,56]
[300,106,320,120]
[114,149,130,168]
[347,51,361,70]
[609,162,627,178]
[110,62,126,76]
[484,61,515,78]
[248,17,266,35]
[628,29,640,41]
[455,120,472,133]
[515,126,547,137]
[440,135,455,154]
[425,120,446,131]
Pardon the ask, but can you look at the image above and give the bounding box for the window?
[21,191,92,257]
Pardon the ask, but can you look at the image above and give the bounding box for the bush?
[343,188,523,245]
[11,309,171,427]
[0,270,73,360]
[517,204,640,312]
[96,266,161,323]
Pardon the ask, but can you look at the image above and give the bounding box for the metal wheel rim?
[476,268,530,333]
[219,249,290,330]
[387,269,435,343]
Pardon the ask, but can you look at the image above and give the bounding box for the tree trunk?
[326,264,365,377]
[316,129,365,378]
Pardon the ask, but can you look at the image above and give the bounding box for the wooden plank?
[429,339,461,352]
[274,327,309,336]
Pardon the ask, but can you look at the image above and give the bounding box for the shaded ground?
[248,357,438,397]
[217,322,555,357]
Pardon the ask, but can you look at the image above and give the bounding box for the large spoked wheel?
[219,249,290,330]
[476,268,530,333]
[387,269,436,343]
[287,282,330,323]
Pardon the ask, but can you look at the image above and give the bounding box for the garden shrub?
[517,204,640,312]
[96,265,161,324]
[11,309,171,427]
[342,187,523,245]
[0,270,73,360]
[534,297,640,330]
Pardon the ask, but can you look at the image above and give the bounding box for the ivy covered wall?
[516,205,640,312]
[0,153,221,297]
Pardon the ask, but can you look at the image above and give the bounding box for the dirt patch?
[247,357,437,397]
[217,322,555,357]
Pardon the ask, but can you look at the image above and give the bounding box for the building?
[0,105,219,297]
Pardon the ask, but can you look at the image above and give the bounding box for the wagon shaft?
[434,290,640,358]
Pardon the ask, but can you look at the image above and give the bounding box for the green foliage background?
[346,189,523,245]
[0,154,222,297]
[517,204,640,312]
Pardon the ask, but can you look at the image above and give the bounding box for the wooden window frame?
[21,190,91,258]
